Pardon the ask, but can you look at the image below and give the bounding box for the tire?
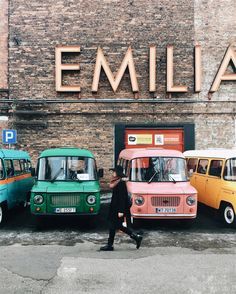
[181,219,195,229]
[84,215,98,229]
[131,217,141,229]
[220,204,236,227]
[0,203,7,226]
[34,215,46,229]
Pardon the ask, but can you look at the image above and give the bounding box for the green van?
[30,148,103,219]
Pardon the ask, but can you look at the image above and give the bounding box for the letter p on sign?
[2,130,17,144]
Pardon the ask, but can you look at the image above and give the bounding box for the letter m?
[92,47,139,93]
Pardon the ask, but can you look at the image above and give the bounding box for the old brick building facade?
[0,0,235,187]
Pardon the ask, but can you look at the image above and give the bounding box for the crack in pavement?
[1,265,52,282]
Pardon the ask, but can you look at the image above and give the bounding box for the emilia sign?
[55,43,236,95]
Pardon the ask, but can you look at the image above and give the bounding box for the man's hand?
[118,212,124,218]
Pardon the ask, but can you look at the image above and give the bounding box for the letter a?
[210,43,236,92]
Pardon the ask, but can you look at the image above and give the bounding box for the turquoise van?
[0,149,34,224]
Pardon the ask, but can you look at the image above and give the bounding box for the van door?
[13,159,24,204]
[4,159,17,209]
[205,160,223,208]
[0,159,7,204]
[194,159,209,204]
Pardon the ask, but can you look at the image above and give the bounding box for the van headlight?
[87,195,96,205]
[186,195,196,206]
[135,195,144,206]
[34,194,44,205]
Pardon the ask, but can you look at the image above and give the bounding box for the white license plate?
[55,208,76,213]
[156,208,176,213]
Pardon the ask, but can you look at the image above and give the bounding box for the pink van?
[118,148,197,225]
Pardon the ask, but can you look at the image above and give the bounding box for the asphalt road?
[0,199,236,293]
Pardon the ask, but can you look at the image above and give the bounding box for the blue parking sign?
[2,130,17,144]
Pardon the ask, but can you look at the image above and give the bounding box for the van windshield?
[37,156,97,181]
[129,157,188,182]
[224,158,236,181]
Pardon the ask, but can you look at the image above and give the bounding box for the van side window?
[209,160,222,177]
[26,160,32,172]
[223,158,236,181]
[4,159,14,177]
[13,160,22,175]
[118,158,123,167]
[123,160,128,176]
[197,159,209,174]
[187,158,198,172]
[20,159,27,173]
[120,158,128,176]
[0,159,4,179]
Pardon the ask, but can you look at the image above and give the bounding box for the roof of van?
[119,148,184,159]
[0,149,30,159]
[183,149,236,160]
[39,148,95,158]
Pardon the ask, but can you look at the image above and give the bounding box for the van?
[0,149,34,224]
[118,148,197,226]
[30,148,103,221]
[184,149,236,227]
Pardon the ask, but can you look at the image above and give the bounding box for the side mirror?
[31,168,36,177]
[98,168,104,178]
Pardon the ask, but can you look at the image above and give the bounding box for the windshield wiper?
[51,168,63,183]
[148,170,160,184]
[71,174,82,182]
[168,174,176,184]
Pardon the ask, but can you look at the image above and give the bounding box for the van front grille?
[50,193,80,206]
[151,196,180,207]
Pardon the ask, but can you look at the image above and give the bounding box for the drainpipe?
[234,118,236,149]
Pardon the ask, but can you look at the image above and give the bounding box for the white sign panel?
[155,134,164,145]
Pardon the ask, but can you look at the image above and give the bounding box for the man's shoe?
[135,234,143,249]
[100,244,114,251]
[131,233,143,249]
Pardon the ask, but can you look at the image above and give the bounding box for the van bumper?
[132,213,196,219]
[31,212,99,216]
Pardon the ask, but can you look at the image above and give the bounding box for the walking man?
[100,165,142,251]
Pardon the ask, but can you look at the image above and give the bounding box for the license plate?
[55,207,76,213]
[156,208,176,213]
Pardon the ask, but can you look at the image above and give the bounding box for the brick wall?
[5,0,236,189]
[9,0,195,100]
[194,0,236,100]
[0,118,9,148]
[0,0,8,90]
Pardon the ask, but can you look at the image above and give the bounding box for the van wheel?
[220,204,236,227]
[132,217,141,228]
[34,216,46,229]
[181,219,195,229]
[0,203,7,225]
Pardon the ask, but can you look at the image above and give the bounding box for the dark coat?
[108,179,129,226]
